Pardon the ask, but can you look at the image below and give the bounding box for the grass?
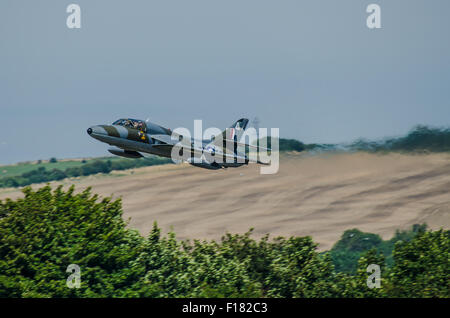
[0,161,81,178]
[0,157,116,178]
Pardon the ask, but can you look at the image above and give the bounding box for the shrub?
[0,185,448,298]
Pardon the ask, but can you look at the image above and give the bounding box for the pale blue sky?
[1,1,450,164]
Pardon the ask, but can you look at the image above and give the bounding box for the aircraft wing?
[219,139,271,152]
[151,134,249,162]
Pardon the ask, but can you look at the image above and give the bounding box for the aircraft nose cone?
[87,125,107,136]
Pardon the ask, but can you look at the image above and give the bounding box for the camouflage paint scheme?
[87,118,253,170]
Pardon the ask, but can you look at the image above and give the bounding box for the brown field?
[1,152,449,250]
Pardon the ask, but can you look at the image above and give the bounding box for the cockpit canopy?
[112,118,147,132]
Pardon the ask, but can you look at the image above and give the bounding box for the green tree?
[0,185,145,297]
[354,249,386,297]
[330,229,383,274]
[385,229,449,297]
[0,185,448,298]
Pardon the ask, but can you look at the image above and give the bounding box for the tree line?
[0,185,448,297]
[349,125,450,153]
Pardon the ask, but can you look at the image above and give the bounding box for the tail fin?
[221,118,249,156]
[208,118,249,155]
[221,118,249,142]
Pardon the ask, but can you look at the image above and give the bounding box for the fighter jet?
[87,118,269,170]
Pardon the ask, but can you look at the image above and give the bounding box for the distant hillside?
[0,156,172,188]
[0,158,89,178]
[282,125,450,154]
[3,125,450,188]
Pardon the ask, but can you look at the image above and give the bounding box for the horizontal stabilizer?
[220,139,271,152]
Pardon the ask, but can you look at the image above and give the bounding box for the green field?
[0,157,118,178]
[0,156,173,188]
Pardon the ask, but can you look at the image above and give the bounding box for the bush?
[330,225,427,274]
[385,230,450,297]
[0,185,145,297]
[0,185,448,298]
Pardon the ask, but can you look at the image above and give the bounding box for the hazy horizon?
[1,1,450,164]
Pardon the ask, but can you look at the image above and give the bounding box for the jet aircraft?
[87,118,269,170]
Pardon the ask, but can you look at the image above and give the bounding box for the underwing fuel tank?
[189,162,222,170]
[108,147,143,159]
[187,158,222,170]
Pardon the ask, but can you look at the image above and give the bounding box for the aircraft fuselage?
[87,124,173,158]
